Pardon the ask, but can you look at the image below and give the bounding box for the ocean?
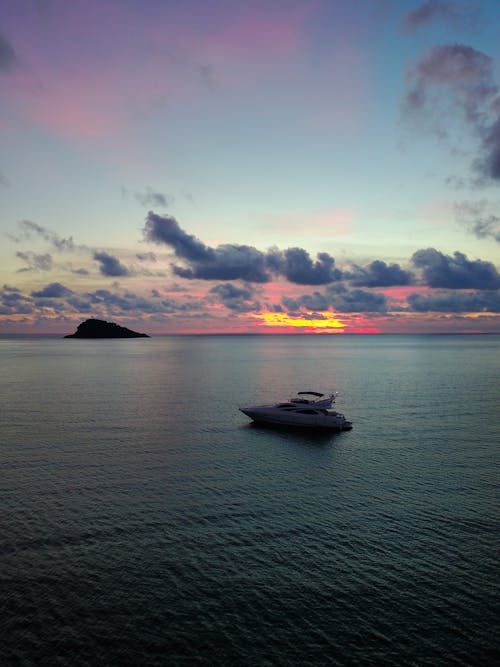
[1,334,499,666]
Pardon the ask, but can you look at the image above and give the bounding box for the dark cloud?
[408,290,500,312]
[87,289,158,312]
[93,251,130,277]
[0,169,9,187]
[0,284,33,314]
[347,260,413,287]
[0,282,203,321]
[143,212,213,262]
[31,282,73,298]
[328,285,388,312]
[402,1,478,32]
[135,187,173,208]
[159,298,205,313]
[65,295,93,312]
[0,33,17,72]
[282,291,330,312]
[173,245,270,282]
[209,283,261,313]
[143,213,346,285]
[75,288,202,315]
[403,43,500,183]
[68,289,152,314]
[16,251,53,272]
[412,248,500,289]
[210,283,253,301]
[455,200,500,243]
[266,248,342,285]
[282,285,387,313]
[143,212,270,282]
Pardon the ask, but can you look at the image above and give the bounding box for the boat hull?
[240,408,352,431]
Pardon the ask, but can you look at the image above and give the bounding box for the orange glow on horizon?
[256,311,345,331]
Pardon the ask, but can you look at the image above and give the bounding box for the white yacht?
[240,391,352,431]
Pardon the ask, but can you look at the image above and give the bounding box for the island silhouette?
[65,319,149,338]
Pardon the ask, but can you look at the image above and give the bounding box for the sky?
[1,0,500,334]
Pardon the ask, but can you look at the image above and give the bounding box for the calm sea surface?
[1,334,499,666]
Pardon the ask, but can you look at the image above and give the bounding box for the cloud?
[65,288,156,314]
[283,284,387,313]
[0,33,17,72]
[209,283,252,300]
[266,248,342,285]
[93,251,130,277]
[135,187,173,208]
[85,289,158,312]
[143,211,270,282]
[0,284,33,314]
[403,43,500,182]
[347,260,413,287]
[328,285,387,312]
[163,283,189,293]
[282,292,329,312]
[16,251,53,272]
[408,290,500,312]
[173,245,270,282]
[158,298,205,313]
[72,288,203,315]
[31,282,73,298]
[143,212,344,285]
[208,283,261,313]
[455,200,500,242]
[69,265,90,275]
[12,220,86,252]
[143,212,213,262]
[401,1,479,32]
[136,252,157,262]
[412,248,500,289]
[404,44,497,126]
[0,168,9,187]
[476,116,500,182]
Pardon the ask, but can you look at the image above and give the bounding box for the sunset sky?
[1,0,499,334]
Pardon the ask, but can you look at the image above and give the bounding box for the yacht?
[240,391,352,431]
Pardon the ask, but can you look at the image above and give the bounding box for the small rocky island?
[64,318,149,338]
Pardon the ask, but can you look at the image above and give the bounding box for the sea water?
[1,334,499,666]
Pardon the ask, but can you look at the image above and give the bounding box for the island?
[64,318,150,338]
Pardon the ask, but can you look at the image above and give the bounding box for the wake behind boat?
[239,391,352,431]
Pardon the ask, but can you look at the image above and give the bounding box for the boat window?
[296,409,318,414]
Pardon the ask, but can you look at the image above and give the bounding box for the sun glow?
[256,312,345,330]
